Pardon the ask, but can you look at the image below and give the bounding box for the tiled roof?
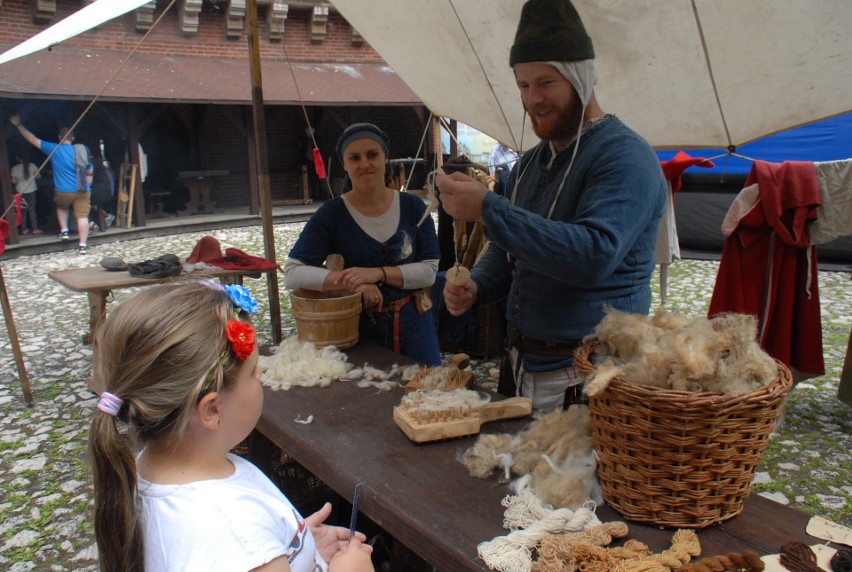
[0,44,420,106]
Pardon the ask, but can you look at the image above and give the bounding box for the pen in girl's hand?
[348,482,363,538]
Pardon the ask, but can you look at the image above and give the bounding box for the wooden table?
[147,191,172,218]
[178,169,229,214]
[50,264,278,393]
[250,343,820,571]
[49,264,276,345]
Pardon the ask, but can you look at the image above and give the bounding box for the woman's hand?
[305,502,370,564]
[355,283,383,310]
[338,267,384,291]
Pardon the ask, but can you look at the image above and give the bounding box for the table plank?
[48,265,262,292]
[254,343,820,571]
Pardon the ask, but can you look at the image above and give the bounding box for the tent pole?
[247,0,282,344]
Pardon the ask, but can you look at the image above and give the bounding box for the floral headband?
[221,284,258,361]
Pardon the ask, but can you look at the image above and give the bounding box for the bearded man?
[436,0,666,411]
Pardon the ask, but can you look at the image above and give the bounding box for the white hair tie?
[97,392,124,416]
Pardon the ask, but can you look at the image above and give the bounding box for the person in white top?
[88,282,374,572]
[488,142,519,189]
[9,151,42,234]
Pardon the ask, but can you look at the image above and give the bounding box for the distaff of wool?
[584,308,778,396]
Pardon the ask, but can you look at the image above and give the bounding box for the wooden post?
[247,0,282,344]
[125,164,137,228]
[0,130,19,246]
[0,265,34,407]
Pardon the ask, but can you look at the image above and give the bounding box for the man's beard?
[527,95,584,144]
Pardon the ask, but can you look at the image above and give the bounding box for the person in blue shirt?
[436,0,666,410]
[8,114,93,254]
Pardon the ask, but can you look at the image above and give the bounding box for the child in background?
[10,152,41,234]
[88,282,374,572]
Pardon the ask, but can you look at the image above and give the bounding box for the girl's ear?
[196,392,221,430]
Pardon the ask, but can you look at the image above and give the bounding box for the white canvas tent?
[330,0,852,152]
[3,1,850,151]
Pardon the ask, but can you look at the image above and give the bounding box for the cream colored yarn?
[477,484,601,572]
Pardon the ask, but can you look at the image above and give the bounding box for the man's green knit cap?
[510,0,595,66]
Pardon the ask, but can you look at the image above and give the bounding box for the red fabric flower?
[226,319,256,361]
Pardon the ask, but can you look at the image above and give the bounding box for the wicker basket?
[574,341,793,529]
[267,451,334,515]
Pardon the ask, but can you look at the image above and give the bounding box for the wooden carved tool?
[393,392,532,443]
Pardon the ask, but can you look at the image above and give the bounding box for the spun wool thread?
[530,527,697,572]
[532,522,631,572]
[677,549,765,571]
[478,485,601,572]
[613,529,701,572]
[831,548,852,572]
[779,541,821,572]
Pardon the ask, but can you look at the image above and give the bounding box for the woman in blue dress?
[285,123,441,365]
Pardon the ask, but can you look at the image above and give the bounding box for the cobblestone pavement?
[1,223,850,570]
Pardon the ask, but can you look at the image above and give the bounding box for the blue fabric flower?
[225,284,258,315]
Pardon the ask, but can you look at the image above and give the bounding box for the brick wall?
[0,0,385,64]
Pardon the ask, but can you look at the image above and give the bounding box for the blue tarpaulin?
[657,113,852,176]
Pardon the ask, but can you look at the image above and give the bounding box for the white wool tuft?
[400,388,491,419]
[258,336,352,390]
[356,379,398,392]
[360,363,389,381]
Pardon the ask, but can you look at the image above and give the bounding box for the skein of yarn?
[779,541,821,572]
[679,549,765,572]
[831,548,852,572]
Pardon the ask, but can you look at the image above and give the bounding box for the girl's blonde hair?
[87,282,246,572]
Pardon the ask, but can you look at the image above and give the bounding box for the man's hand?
[444,277,478,316]
[8,113,21,127]
[436,171,488,223]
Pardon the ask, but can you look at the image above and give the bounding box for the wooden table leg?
[83,289,109,345]
[0,265,34,407]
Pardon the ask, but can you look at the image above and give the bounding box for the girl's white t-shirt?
[137,453,327,572]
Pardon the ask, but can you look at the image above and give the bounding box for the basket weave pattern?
[574,341,793,528]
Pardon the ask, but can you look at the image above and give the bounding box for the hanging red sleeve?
[312,147,327,179]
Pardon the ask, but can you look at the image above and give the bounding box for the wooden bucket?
[290,289,362,349]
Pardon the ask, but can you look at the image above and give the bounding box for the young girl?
[88,282,374,572]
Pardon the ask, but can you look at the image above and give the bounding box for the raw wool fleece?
[584,308,778,396]
[398,388,491,419]
[259,336,352,390]
[460,406,601,511]
[259,336,414,392]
